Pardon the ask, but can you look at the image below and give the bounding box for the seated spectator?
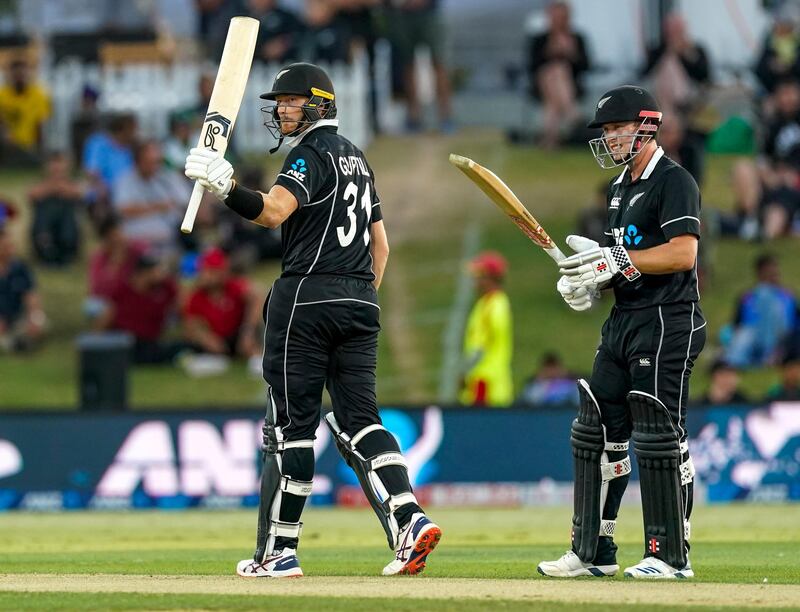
[247,0,303,64]
[717,159,762,240]
[111,140,190,258]
[28,152,84,266]
[70,84,101,165]
[518,351,578,407]
[96,252,182,365]
[699,360,749,405]
[754,4,800,107]
[724,254,798,368]
[0,228,46,352]
[86,216,147,319]
[576,182,610,245]
[298,0,352,64]
[526,0,589,148]
[0,197,18,229]
[761,146,800,238]
[82,113,138,226]
[659,113,705,187]
[184,248,261,359]
[0,57,51,166]
[766,350,800,402]
[162,111,194,171]
[641,13,710,116]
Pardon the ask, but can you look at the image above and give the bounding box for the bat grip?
[181,181,205,234]
[545,246,567,264]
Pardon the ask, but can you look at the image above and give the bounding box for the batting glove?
[185,147,234,200]
[558,234,641,288]
[557,275,598,311]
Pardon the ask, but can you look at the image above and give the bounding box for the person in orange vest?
[459,251,513,407]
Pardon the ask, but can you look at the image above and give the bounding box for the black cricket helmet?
[260,62,337,147]
[587,85,662,169]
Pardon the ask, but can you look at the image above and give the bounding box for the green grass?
[2,131,798,408]
[0,506,798,610]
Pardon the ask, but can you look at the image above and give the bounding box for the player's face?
[602,121,639,162]
[275,94,310,135]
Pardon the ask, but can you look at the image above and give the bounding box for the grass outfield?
[1,505,798,610]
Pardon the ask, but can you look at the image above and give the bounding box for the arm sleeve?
[658,167,702,240]
[273,145,328,208]
[368,166,383,223]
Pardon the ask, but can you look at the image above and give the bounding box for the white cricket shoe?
[624,556,693,579]
[382,513,442,576]
[537,550,618,577]
[236,548,303,578]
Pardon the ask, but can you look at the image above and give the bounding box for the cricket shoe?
[382,513,442,576]
[537,550,618,577]
[624,556,693,579]
[236,549,303,578]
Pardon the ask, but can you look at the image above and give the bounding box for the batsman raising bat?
[538,86,706,580]
[184,62,441,578]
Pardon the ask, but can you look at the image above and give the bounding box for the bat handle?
[181,181,205,234]
[545,246,567,264]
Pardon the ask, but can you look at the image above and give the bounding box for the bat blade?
[181,16,260,234]
[449,154,565,263]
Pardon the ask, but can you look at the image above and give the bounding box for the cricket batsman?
[538,85,705,579]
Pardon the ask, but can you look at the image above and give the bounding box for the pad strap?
[269,520,303,538]
[600,519,616,536]
[604,441,629,452]
[276,439,315,452]
[281,476,313,497]
[351,424,386,447]
[601,456,632,482]
[679,456,695,486]
[684,520,691,541]
[371,452,407,470]
[388,492,418,512]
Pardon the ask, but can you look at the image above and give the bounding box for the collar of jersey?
[285,119,340,150]
[613,146,664,185]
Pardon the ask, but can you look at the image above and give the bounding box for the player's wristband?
[224,181,264,221]
[610,246,641,282]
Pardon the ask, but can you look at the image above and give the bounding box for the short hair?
[755,253,776,273]
[108,113,137,134]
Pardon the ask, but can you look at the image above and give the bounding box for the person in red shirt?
[96,251,182,364]
[183,247,261,358]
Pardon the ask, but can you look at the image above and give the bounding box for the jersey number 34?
[337,181,372,248]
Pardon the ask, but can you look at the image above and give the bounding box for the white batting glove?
[184,148,234,199]
[557,275,598,311]
[558,234,641,288]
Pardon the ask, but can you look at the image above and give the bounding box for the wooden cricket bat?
[181,17,259,234]
[449,154,566,263]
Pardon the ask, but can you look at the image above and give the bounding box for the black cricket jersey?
[273,122,382,281]
[604,147,701,310]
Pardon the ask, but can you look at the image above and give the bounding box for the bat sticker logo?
[203,112,232,152]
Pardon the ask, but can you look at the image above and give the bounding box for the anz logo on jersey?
[287,158,307,182]
[612,224,644,247]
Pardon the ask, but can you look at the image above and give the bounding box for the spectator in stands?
[389,0,453,133]
[86,216,147,320]
[96,251,182,365]
[761,145,800,238]
[0,198,18,230]
[459,251,513,407]
[699,360,749,405]
[298,0,352,64]
[28,152,84,266]
[766,350,800,402]
[717,159,762,240]
[659,113,705,187]
[0,58,51,166]
[754,3,800,105]
[576,182,610,245]
[70,84,101,165]
[111,140,190,258]
[0,228,46,352]
[724,254,798,368]
[82,113,138,225]
[184,247,261,359]
[247,0,304,64]
[526,1,589,148]
[641,12,710,117]
[163,111,194,171]
[518,351,578,407]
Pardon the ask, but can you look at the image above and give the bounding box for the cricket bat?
[449,154,566,263]
[181,17,259,234]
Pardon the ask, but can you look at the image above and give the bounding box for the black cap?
[587,85,661,129]
[260,62,335,101]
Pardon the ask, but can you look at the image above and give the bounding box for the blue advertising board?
[1,402,798,510]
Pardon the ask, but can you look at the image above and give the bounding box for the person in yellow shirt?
[0,59,51,163]
[459,251,513,407]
